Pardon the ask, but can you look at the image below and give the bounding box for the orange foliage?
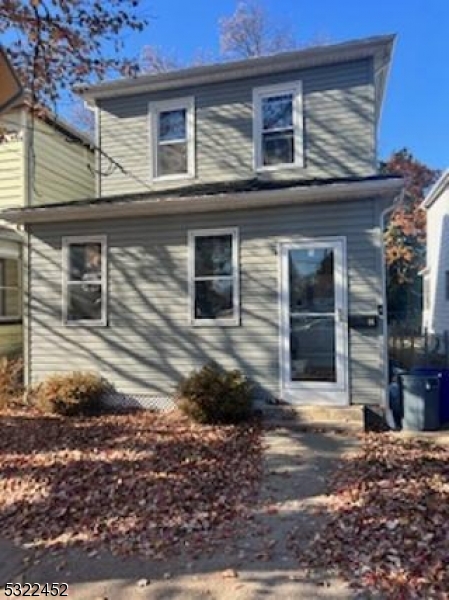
[382,149,439,285]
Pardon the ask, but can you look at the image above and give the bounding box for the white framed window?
[149,97,195,181]
[188,228,240,326]
[62,236,107,326]
[0,258,21,322]
[253,81,304,171]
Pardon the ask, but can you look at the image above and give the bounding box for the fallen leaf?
[301,433,449,598]
[0,410,262,561]
[221,568,238,579]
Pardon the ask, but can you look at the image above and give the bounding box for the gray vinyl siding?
[98,59,375,197]
[27,196,384,405]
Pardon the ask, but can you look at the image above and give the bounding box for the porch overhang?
[1,175,403,225]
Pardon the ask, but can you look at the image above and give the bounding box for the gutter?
[380,188,405,407]
[1,177,404,225]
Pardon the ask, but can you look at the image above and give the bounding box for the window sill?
[63,320,108,328]
[191,318,241,327]
[151,172,196,184]
[256,162,305,174]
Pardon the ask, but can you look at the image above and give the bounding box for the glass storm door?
[280,239,348,405]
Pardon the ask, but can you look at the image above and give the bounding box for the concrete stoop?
[261,404,366,432]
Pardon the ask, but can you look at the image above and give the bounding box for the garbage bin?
[400,374,441,431]
[411,368,449,424]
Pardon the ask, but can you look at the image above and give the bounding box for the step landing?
[260,403,366,432]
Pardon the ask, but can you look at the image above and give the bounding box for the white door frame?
[279,237,349,405]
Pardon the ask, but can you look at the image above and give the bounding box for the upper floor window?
[188,228,240,326]
[62,236,107,326]
[253,82,303,171]
[0,258,20,322]
[149,97,195,181]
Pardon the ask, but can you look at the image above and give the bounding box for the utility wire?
[0,116,154,194]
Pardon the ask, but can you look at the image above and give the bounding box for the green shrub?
[32,371,111,416]
[0,356,24,409]
[176,363,253,424]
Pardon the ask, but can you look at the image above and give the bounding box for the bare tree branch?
[139,45,180,74]
[70,101,95,138]
[219,1,297,59]
[0,0,148,107]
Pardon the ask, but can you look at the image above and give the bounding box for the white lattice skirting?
[103,391,176,411]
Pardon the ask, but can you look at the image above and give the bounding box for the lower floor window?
[189,228,240,325]
[0,258,20,321]
[63,236,107,325]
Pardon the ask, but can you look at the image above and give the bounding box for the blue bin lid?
[411,367,449,377]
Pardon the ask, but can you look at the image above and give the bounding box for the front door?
[280,238,349,405]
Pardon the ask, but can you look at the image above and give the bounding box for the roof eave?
[2,177,403,225]
[3,99,93,148]
[421,169,449,210]
[78,34,396,106]
[0,226,23,243]
[374,36,395,125]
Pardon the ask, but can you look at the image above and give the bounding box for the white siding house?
[0,105,94,356]
[422,170,449,334]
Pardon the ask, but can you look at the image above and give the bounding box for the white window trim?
[62,235,108,327]
[253,81,304,172]
[0,258,21,323]
[188,227,240,327]
[148,96,195,182]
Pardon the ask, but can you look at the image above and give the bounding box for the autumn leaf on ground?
[0,410,262,559]
[301,433,449,599]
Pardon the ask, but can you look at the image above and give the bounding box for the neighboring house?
[422,170,449,335]
[0,104,94,356]
[3,35,403,408]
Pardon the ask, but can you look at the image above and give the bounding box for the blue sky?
[123,0,448,169]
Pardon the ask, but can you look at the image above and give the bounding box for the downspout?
[380,188,405,406]
[21,109,32,390]
[92,102,101,198]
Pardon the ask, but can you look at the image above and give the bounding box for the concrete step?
[260,404,365,432]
